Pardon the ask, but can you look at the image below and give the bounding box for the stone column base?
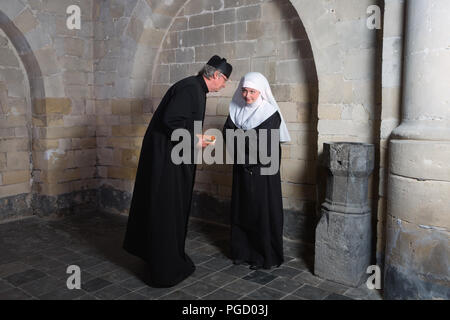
[315,207,372,287]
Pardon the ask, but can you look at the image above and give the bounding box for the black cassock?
[123,75,208,287]
[223,112,284,269]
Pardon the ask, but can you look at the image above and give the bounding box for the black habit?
[223,111,284,269]
[123,75,208,287]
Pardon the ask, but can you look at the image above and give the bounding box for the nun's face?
[241,87,260,104]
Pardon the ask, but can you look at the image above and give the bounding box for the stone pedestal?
[315,142,374,287]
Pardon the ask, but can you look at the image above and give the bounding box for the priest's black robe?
[123,75,208,287]
[223,111,284,269]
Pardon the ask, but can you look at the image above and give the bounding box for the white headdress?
[229,72,291,142]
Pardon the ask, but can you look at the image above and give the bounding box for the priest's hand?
[196,134,215,148]
[195,134,209,149]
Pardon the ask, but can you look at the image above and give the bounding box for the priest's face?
[209,71,228,92]
[241,87,260,104]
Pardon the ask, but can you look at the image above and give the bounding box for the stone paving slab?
[0,212,382,300]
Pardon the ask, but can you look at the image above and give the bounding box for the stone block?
[246,20,263,40]
[205,97,218,116]
[63,71,88,85]
[1,138,28,152]
[74,149,97,167]
[162,32,178,50]
[320,74,353,104]
[0,182,30,198]
[334,0,374,21]
[41,126,89,139]
[203,25,225,45]
[175,48,195,63]
[261,2,284,20]
[0,48,20,67]
[170,63,190,83]
[189,13,213,29]
[280,159,308,183]
[281,182,315,200]
[35,47,60,76]
[236,5,261,21]
[225,22,247,42]
[278,102,298,123]
[223,0,244,8]
[139,27,166,48]
[227,59,250,81]
[216,98,230,116]
[107,166,137,180]
[276,60,310,84]
[180,29,204,47]
[315,209,372,287]
[234,42,255,58]
[63,37,85,58]
[172,17,188,31]
[121,148,140,167]
[384,214,450,300]
[111,125,147,137]
[318,104,342,120]
[214,9,236,25]
[381,87,401,120]
[290,145,315,161]
[112,99,132,115]
[0,152,6,169]
[6,151,29,170]
[343,48,377,81]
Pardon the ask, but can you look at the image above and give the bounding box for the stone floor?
[0,211,383,300]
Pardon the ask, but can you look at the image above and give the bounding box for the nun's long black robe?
[123,75,208,287]
[223,111,284,269]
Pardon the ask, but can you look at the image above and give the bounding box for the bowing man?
[123,55,232,287]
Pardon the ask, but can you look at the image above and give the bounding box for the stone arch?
[0,10,45,104]
[115,0,320,244]
[0,10,45,220]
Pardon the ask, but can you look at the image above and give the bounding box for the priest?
[123,55,232,287]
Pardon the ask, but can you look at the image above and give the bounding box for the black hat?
[206,55,232,78]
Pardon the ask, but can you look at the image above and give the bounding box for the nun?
[222,72,291,270]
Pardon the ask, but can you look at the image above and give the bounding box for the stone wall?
[0,0,97,219]
[0,28,32,221]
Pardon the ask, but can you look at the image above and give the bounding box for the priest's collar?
[196,74,209,93]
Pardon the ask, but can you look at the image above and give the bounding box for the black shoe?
[233,259,244,265]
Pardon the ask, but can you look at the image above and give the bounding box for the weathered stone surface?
[315,142,375,287]
[31,190,97,217]
[0,193,32,222]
